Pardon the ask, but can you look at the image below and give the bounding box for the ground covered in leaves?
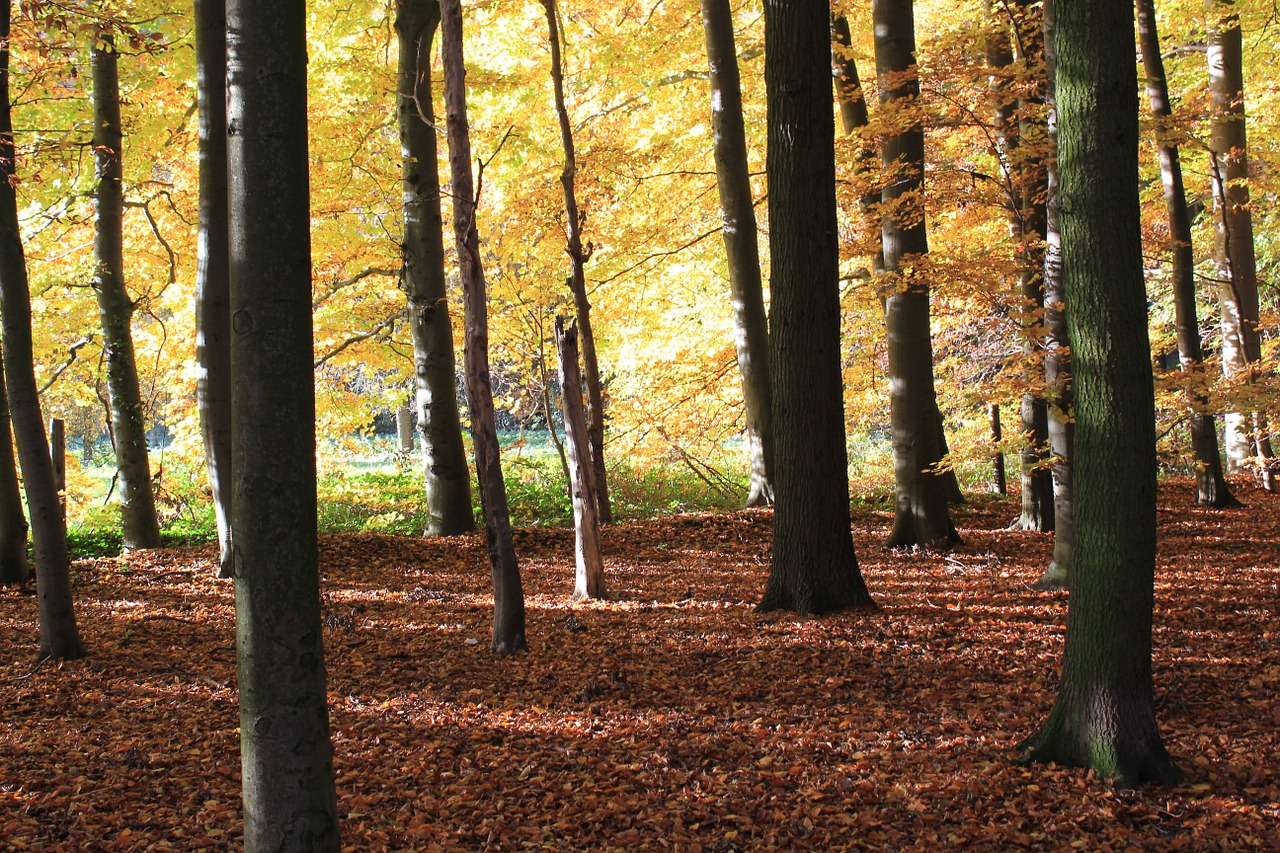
[1,481,1278,851]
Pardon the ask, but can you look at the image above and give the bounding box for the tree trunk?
[226,0,340,846]
[1039,0,1073,591]
[542,0,612,523]
[756,0,875,617]
[395,402,414,453]
[831,15,883,272]
[1206,0,1274,489]
[1137,0,1237,509]
[701,0,774,508]
[194,0,234,576]
[396,0,475,537]
[0,351,28,584]
[440,0,527,654]
[556,317,605,601]
[0,0,83,658]
[1019,0,1181,786]
[49,418,65,521]
[874,0,959,549]
[91,32,161,551]
[989,403,1007,495]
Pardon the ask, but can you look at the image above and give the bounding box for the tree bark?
[226,0,340,846]
[0,0,83,657]
[396,0,476,537]
[556,317,605,601]
[874,0,958,549]
[395,402,414,453]
[194,0,234,576]
[91,31,161,551]
[756,0,875,617]
[542,0,612,523]
[1019,0,1181,786]
[1137,0,1237,508]
[831,15,883,273]
[0,350,28,584]
[701,0,774,508]
[989,403,1007,495]
[1206,0,1274,489]
[440,0,527,654]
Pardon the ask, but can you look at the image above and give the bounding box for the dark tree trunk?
[542,0,612,523]
[226,0,340,846]
[0,352,28,584]
[702,0,774,508]
[1039,0,1073,590]
[1137,0,1237,509]
[556,317,605,601]
[831,15,883,272]
[989,403,1007,495]
[396,0,475,537]
[194,0,234,576]
[1019,0,1181,786]
[1206,0,1274,489]
[874,0,958,549]
[0,0,83,658]
[91,32,161,552]
[440,0,527,654]
[756,0,875,617]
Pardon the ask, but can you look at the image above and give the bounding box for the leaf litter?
[1,481,1277,851]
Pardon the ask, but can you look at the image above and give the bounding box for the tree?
[91,29,161,551]
[701,0,773,507]
[193,0,234,576]
[0,0,84,659]
[396,0,475,537]
[1206,0,1274,489]
[831,14,884,274]
[556,317,605,601]
[756,0,875,617]
[226,0,340,846]
[873,0,958,548]
[1018,0,1181,786]
[543,0,613,523]
[0,352,28,585]
[1137,0,1237,509]
[440,0,527,654]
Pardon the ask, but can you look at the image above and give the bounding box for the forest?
[1,0,1278,849]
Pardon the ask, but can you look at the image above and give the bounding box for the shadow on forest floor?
[1,480,1277,850]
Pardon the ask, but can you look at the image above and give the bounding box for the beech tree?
[0,0,83,658]
[556,317,605,601]
[1019,0,1180,786]
[440,0,527,654]
[756,0,875,617]
[226,0,340,846]
[873,0,958,548]
[0,354,27,585]
[193,0,233,575]
[91,29,161,551]
[1138,0,1237,509]
[701,0,773,507]
[396,0,475,536]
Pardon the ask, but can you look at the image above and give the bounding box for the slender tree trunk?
[226,0,340,847]
[91,31,161,551]
[702,0,774,508]
[831,15,883,272]
[989,403,1007,495]
[395,402,414,453]
[556,317,605,601]
[440,0,527,654]
[396,0,475,536]
[1207,0,1274,489]
[1039,0,1073,590]
[0,351,28,584]
[1138,0,1237,508]
[1019,0,1181,786]
[874,0,958,549]
[194,0,234,576]
[756,0,875,617]
[542,0,612,523]
[0,0,83,657]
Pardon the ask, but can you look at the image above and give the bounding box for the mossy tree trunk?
[702,0,774,508]
[226,0,340,846]
[396,0,476,537]
[0,0,83,658]
[756,0,875,617]
[440,0,527,654]
[91,32,161,551]
[1019,0,1181,786]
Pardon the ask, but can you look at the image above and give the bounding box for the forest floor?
[1,481,1278,851]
